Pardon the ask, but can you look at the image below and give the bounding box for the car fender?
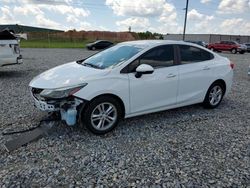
[73,76,130,114]
[208,58,233,97]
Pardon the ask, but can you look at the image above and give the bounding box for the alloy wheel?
[90,102,117,131]
[209,85,223,106]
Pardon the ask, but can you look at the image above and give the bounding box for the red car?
[208,41,247,54]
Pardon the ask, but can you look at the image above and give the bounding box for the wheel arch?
[82,93,126,118]
[206,79,227,98]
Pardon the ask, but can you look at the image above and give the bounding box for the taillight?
[230,61,235,69]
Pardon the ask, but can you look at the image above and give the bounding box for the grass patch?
[20,39,90,48]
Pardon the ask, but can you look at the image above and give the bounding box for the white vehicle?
[29,40,234,134]
[0,30,23,67]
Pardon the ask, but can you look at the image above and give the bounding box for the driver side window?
[128,45,174,72]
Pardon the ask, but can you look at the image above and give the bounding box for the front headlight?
[40,83,87,99]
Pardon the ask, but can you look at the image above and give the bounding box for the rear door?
[127,45,179,114]
[177,45,214,104]
[224,41,231,51]
[95,41,106,49]
[219,41,226,50]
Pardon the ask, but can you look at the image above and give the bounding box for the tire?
[92,46,96,50]
[80,96,122,134]
[210,47,215,51]
[231,48,237,54]
[203,82,225,109]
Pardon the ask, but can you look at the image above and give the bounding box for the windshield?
[82,44,143,69]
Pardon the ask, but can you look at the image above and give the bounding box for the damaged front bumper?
[31,87,84,126]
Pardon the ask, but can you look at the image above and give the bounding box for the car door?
[127,45,179,114]
[95,41,101,49]
[177,45,214,104]
[223,41,230,51]
[218,41,225,50]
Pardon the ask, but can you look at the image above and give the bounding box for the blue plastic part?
[61,108,77,126]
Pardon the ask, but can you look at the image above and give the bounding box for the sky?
[0,0,250,35]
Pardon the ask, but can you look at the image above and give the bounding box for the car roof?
[95,40,112,43]
[119,40,198,48]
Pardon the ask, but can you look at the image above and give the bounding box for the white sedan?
[29,40,234,134]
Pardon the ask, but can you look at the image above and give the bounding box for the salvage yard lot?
[0,48,249,187]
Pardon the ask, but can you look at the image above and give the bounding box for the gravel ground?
[0,48,249,187]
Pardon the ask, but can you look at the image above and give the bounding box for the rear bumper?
[0,55,23,67]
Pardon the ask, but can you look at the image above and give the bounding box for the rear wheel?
[231,48,237,54]
[203,82,225,109]
[80,96,122,134]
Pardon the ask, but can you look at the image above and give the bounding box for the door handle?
[167,73,176,78]
[203,66,210,70]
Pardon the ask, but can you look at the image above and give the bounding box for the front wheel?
[231,48,237,54]
[203,83,225,109]
[80,96,122,134]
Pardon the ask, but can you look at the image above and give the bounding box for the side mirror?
[135,64,154,78]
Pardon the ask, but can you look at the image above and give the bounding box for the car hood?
[29,62,110,89]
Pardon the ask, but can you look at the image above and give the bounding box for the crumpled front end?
[30,87,84,126]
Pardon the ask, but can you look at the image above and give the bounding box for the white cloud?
[106,0,172,17]
[41,5,90,18]
[187,9,215,34]
[218,0,250,14]
[156,3,181,34]
[67,21,108,31]
[158,3,177,23]
[220,18,250,35]
[77,22,93,31]
[188,9,213,21]
[13,5,44,16]
[35,14,61,29]
[0,5,18,24]
[22,0,71,5]
[66,15,78,24]
[1,1,90,30]
[200,0,212,4]
[1,0,16,3]
[11,0,90,20]
[116,17,150,31]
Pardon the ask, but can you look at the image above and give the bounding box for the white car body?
[29,40,233,129]
[0,40,23,66]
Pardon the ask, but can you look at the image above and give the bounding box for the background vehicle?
[30,40,234,134]
[185,40,207,48]
[244,43,250,52]
[0,30,23,67]
[86,40,113,50]
[208,41,247,54]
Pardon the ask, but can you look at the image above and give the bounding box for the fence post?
[48,33,50,48]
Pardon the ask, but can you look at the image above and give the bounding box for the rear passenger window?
[179,45,213,64]
[140,45,174,68]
